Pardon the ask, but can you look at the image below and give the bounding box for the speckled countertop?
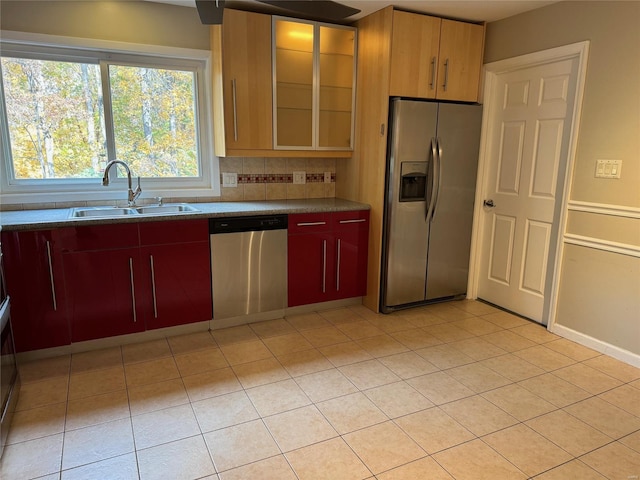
[0,198,370,231]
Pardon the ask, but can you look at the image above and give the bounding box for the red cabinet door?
[140,241,213,330]
[63,248,146,342]
[332,211,369,300]
[1,230,70,352]
[288,231,334,307]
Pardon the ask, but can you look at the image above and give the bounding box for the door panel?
[497,121,525,194]
[521,220,551,295]
[488,214,516,285]
[478,57,579,322]
[531,119,563,198]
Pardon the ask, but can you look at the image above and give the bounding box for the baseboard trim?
[551,323,640,368]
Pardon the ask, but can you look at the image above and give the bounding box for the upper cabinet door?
[273,17,357,151]
[274,18,315,148]
[389,11,441,99]
[436,19,484,102]
[221,9,273,151]
[318,25,356,149]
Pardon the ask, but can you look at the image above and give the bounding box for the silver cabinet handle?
[232,78,238,142]
[442,59,449,91]
[429,56,436,90]
[149,255,158,319]
[45,241,57,311]
[338,219,366,224]
[297,221,326,226]
[129,257,137,323]
[336,238,341,292]
[322,239,327,294]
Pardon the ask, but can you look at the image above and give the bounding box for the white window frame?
[0,30,220,204]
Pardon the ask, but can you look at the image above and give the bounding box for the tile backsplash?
[218,157,336,202]
[0,157,337,211]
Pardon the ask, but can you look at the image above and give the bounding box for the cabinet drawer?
[139,219,209,246]
[56,223,139,252]
[288,213,331,234]
[332,210,370,229]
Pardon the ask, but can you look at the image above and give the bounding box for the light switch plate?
[222,172,238,187]
[324,172,332,183]
[293,171,306,184]
[595,159,622,179]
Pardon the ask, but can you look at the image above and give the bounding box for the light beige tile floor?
[2,300,639,480]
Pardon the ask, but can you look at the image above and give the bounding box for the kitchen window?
[0,37,217,202]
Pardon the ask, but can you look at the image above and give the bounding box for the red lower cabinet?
[333,210,369,300]
[63,248,146,342]
[1,229,70,352]
[288,231,335,307]
[140,241,212,330]
[59,219,212,343]
[288,211,369,307]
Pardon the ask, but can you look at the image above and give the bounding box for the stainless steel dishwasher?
[210,215,287,320]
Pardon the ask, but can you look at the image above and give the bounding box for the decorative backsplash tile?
[232,173,336,184]
[218,157,338,202]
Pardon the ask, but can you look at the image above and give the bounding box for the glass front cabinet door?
[273,18,356,151]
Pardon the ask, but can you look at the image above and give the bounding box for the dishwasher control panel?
[209,215,288,234]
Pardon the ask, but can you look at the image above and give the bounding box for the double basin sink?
[69,203,200,219]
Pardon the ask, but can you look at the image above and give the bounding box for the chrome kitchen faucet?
[102,160,142,207]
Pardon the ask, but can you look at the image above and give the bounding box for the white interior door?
[476,56,580,323]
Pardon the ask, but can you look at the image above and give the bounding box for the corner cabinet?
[273,17,357,151]
[288,210,369,307]
[389,10,484,102]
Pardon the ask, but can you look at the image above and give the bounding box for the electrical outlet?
[324,172,332,183]
[222,172,238,187]
[293,171,306,184]
[595,159,622,179]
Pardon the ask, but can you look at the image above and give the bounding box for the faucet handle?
[155,196,163,206]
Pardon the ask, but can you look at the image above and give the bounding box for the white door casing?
[469,42,589,325]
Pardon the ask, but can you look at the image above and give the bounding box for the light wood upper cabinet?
[388,10,484,102]
[389,11,441,99]
[273,17,356,151]
[215,9,273,155]
[436,19,485,102]
[211,10,354,157]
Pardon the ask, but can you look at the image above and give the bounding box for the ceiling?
[148,0,557,23]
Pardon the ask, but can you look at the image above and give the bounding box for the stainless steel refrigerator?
[381,99,482,312]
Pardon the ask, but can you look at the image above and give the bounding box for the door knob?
[483,199,495,208]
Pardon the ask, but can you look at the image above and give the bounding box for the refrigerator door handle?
[426,137,438,221]
[431,137,444,221]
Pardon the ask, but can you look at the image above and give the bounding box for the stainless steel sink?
[69,207,139,218]
[69,203,200,219]
[135,204,200,215]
